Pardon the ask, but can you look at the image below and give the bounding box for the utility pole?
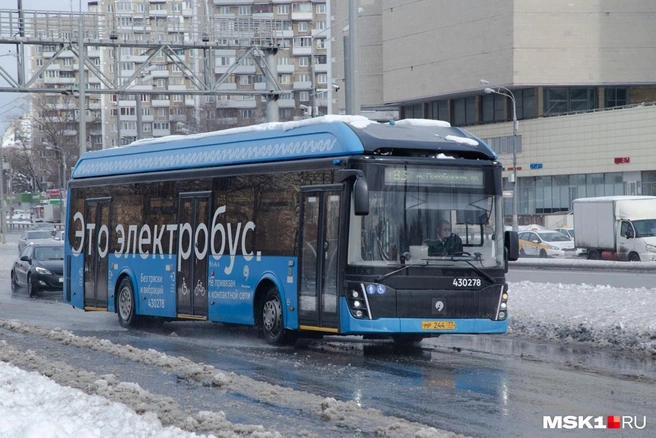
[78,0,86,157]
[346,0,360,115]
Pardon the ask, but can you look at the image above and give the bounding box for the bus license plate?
[421,321,455,330]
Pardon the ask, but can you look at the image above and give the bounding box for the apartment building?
[27,0,337,152]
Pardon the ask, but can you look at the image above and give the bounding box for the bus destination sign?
[384,167,484,188]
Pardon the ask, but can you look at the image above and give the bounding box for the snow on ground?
[0,237,655,437]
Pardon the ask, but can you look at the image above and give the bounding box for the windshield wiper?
[374,264,425,283]
[461,254,495,284]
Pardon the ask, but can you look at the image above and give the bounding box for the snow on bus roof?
[393,118,451,128]
[444,134,479,147]
[127,115,375,148]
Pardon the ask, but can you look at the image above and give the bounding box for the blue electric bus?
[63,115,519,345]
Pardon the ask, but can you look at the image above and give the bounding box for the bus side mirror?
[505,230,519,261]
[339,169,369,216]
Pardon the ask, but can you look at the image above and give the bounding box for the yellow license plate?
[421,321,456,330]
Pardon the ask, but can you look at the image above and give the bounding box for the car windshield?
[33,247,63,261]
[538,232,572,242]
[27,231,53,239]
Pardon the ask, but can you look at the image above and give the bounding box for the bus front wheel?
[117,278,139,328]
[262,287,297,346]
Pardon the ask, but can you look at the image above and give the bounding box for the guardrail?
[3,221,65,231]
[510,257,656,272]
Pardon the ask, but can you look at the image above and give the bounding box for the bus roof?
[71,115,497,179]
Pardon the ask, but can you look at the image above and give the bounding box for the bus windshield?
[348,163,505,268]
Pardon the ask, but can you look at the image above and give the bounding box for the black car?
[11,242,64,297]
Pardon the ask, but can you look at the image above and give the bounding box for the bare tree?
[29,93,81,190]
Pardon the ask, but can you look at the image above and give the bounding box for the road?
[508,257,656,287]
[0,233,654,437]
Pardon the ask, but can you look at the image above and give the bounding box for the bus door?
[176,192,210,318]
[298,188,341,330]
[83,198,110,309]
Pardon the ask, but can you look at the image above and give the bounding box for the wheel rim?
[118,286,133,321]
[263,296,282,338]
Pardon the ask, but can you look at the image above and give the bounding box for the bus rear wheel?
[262,287,297,346]
[117,278,140,328]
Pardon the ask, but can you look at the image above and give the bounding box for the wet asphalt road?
[0,233,654,437]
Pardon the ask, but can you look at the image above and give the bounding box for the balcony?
[152,128,171,137]
[293,81,312,90]
[225,99,257,109]
[292,46,312,56]
[276,64,295,74]
[151,99,170,107]
[291,12,312,21]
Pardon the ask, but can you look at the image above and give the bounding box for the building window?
[299,91,310,101]
[452,97,476,126]
[292,3,312,13]
[279,74,291,84]
[403,104,423,118]
[317,73,327,84]
[515,88,536,119]
[277,5,289,15]
[480,94,507,123]
[605,87,627,108]
[543,87,596,115]
[427,100,449,123]
[293,37,312,47]
[316,4,326,14]
[218,6,231,15]
[240,109,253,118]
[238,6,251,15]
[298,57,309,67]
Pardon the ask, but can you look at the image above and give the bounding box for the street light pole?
[481,79,519,232]
[309,9,362,117]
[310,17,348,118]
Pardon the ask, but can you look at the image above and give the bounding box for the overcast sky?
[1,1,86,134]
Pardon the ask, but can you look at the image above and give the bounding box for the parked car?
[554,227,575,240]
[53,230,65,241]
[17,230,55,254]
[518,230,576,258]
[11,242,64,297]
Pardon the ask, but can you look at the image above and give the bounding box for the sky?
[1,255,654,437]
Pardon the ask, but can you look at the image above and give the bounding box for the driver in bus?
[425,219,463,256]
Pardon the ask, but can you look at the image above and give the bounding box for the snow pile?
[508,281,656,355]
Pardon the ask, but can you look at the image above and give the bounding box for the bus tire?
[262,287,297,346]
[117,278,139,328]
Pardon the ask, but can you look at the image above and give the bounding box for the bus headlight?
[347,283,371,320]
